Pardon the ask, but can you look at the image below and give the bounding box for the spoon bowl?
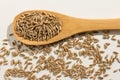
[12,10,120,45]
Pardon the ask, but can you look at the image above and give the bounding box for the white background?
[0,0,120,80]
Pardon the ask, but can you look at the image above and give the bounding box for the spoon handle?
[74,18,120,32]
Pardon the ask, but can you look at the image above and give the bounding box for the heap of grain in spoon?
[15,11,62,41]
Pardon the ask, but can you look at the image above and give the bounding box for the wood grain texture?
[12,10,120,45]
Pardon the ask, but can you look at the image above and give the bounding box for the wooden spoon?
[12,10,120,45]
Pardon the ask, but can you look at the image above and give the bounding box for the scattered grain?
[103,74,109,77]
[12,51,19,57]
[102,32,110,39]
[3,39,9,42]
[111,35,116,41]
[9,33,13,36]
[113,69,119,73]
[104,42,110,49]
[1,31,120,80]
[116,58,120,63]
[99,50,105,54]
[117,44,120,47]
